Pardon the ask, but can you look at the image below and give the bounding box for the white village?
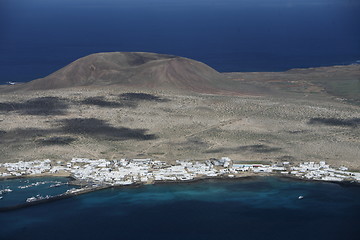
[1,157,360,204]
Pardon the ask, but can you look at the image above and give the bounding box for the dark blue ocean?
[0,0,360,84]
[1,177,360,240]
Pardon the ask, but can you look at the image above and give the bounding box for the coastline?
[0,172,263,212]
[1,170,359,212]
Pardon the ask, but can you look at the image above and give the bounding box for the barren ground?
[1,76,360,170]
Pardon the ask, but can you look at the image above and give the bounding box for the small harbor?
[0,177,77,210]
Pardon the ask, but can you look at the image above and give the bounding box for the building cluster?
[1,157,360,187]
[289,161,360,182]
[0,160,52,177]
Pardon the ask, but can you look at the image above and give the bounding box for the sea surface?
[1,0,360,84]
[0,176,360,240]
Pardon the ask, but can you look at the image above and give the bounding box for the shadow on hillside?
[36,136,77,145]
[81,96,137,108]
[177,137,208,151]
[0,128,77,146]
[308,118,360,127]
[0,128,53,144]
[80,93,169,108]
[0,118,157,145]
[119,93,170,102]
[0,97,69,115]
[205,144,281,154]
[59,118,157,141]
[0,94,169,114]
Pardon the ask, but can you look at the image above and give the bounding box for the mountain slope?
[17,52,225,92]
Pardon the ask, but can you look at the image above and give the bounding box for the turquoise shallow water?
[0,177,360,240]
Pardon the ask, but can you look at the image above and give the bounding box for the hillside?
[10,52,225,93]
[0,53,360,169]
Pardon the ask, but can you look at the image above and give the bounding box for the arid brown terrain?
[0,52,359,170]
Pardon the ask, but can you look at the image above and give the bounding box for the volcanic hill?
[14,52,225,93]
